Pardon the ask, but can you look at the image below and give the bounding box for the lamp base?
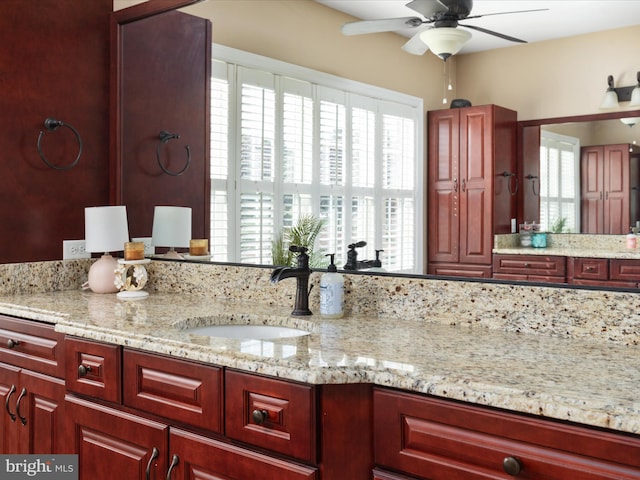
[88,254,119,294]
[162,249,184,259]
[117,290,149,300]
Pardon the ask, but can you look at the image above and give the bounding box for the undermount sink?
[185,324,311,340]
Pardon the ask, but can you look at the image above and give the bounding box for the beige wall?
[456,25,640,120]
[179,0,640,123]
[182,0,450,112]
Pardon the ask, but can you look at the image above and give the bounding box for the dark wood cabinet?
[493,253,566,283]
[113,3,212,240]
[0,316,66,454]
[581,144,640,234]
[374,387,640,480]
[65,394,169,479]
[427,105,517,278]
[568,257,640,288]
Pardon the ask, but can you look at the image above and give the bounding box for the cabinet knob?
[252,409,269,425]
[7,339,19,349]
[503,456,522,475]
[78,364,92,377]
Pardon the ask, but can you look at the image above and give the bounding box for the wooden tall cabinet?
[581,144,640,234]
[427,105,517,277]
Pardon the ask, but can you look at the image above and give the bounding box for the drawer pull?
[523,263,530,268]
[145,447,159,480]
[16,387,27,425]
[503,456,522,475]
[7,339,19,349]
[252,409,269,425]
[5,384,17,422]
[166,454,179,480]
[78,364,92,377]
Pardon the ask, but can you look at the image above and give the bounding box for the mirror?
[519,109,640,234]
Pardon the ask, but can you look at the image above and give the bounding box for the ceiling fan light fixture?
[420,27,471,60]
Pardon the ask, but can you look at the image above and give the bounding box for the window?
[210,45,423,273]
[539,131,580,232]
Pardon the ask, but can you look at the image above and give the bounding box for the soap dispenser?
[320,253,344,318]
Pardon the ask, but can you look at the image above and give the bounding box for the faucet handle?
[289,245,308,254]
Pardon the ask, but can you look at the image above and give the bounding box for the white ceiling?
[314,0,640,54]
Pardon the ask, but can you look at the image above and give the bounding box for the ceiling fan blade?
[460,23,527,43]
[401,28,431,55]
[342,17,423,36]
[464,8,548,21]
[405,0,447,19]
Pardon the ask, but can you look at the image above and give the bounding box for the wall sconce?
[620,117,640,127]
[151,206,192,259]
[84,206,130,294]
[600,72,640,109]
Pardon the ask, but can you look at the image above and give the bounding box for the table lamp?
[151,206,192,258]
[85,206,130,293]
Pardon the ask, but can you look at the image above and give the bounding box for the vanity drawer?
[492,254,566,277]
[374,388,640,480]
[123,349,223,434]
[225,369,316,463]
[0,315,65,378]
[568,257,608,281]
[65,337,122,403]
[610,259,640,285]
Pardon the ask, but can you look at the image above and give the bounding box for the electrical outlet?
[132,237,154,256]
[63,240,90,260]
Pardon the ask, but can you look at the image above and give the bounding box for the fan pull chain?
[442,60,452,105]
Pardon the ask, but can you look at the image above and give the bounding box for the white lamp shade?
[600,90,619,109]
[85,206,130,253]
[629,86,640,107]
[420,27,471,59]
[152,206,192,248]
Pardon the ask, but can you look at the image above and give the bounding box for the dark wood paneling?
[0,0,112,262]
[114,9,211,240]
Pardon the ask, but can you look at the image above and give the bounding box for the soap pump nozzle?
[326,253,337,272]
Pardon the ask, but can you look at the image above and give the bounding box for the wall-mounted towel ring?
[156,130,191,176]
[500,171,519,196]
[36,118,83,171]
[525,174,539,196]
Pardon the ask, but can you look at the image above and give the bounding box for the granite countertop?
[1,290,639,436]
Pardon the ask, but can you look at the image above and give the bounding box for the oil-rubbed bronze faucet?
[270,245,312,316]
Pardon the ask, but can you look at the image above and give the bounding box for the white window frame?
[211,44,424,273]
[539,130,581,232]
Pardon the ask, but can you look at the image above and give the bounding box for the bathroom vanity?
[1,260,640,479]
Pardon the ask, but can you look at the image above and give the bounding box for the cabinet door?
[65,395,168,480]
[17,369,66,454]
[459,106,493,265]
[581,146,605,234]
[169,427,317,480]
[428,109,460,264]
[0,362,20,454]
[603,144,630,234]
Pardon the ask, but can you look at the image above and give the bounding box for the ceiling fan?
[341,0,548,60]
